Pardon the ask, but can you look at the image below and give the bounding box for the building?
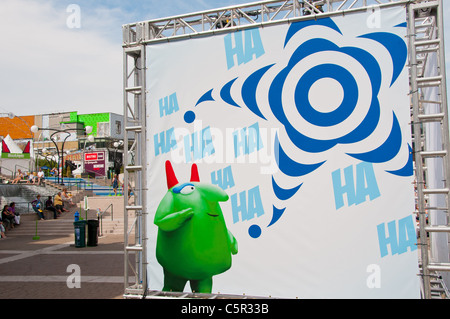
[0,111,129,178]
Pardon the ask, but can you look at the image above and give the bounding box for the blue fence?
[45,177,124,196]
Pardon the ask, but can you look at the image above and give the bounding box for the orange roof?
[0,116,34,139]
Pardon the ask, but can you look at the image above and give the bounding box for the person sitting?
[61,188,74,206]
[31,195,45,220]
[27,171,34,184]
[37,168,45,185]
[54,192,67,213]
[8,202,19,225]
[50,167,58,176]
[45,196,59,219]
[1,205,15,230]
[0,217,6,239]
[11,169,24,184]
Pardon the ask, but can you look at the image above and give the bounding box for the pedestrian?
[112,174,119,196]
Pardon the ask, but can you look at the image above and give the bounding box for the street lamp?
[31,124,93,185]
[113,140,124,175]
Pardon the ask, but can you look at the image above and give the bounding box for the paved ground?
[0,209,132,299]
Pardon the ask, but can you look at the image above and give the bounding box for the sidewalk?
[0,205,133,299]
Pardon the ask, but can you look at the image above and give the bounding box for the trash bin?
[87,219,99,247]
[74,220,86,248]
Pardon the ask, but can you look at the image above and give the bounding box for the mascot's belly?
[156,217,232,280]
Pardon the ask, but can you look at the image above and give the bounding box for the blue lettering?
[154,127,177,156]
[224,29,265,69]
[233,127,248,157]
[159,93,180,117]
[247,186,264,220]
[231,186,265,223]
[332,162,380,210]
[233,122,263,158]
[355,161,381,205]
[211,166,235,190]
[184,126,215,163]
[377,216,417,258]
[332,166,356,210]
[244,29,265,63]
[231,191,247,224]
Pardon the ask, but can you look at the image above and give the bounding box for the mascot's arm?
[228,230,238,255]
[154,192,194,232]
[155,208,193,232]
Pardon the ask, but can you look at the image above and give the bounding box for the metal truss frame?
[123,45,147,296]
[408,0,450,299]
[122,0,450,299]
[122,0,410,46]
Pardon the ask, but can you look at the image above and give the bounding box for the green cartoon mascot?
[154,161,238,293]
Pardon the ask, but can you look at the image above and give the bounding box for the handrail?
[100,203,114,221]
[97,203,113,237]
[45,178,95,192]
[0,166,14,178]
[14,164,30,178]
[0,201,40,214]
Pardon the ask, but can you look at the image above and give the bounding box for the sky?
[0,0,449,117]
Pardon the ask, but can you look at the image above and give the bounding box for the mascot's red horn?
[190,163,200,182]
[165,161,179,189]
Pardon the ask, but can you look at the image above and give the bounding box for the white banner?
[146,6,420,298]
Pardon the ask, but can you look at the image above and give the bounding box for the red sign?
[85,153,98,161]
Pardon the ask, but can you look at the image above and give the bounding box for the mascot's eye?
[180,185,195,195]
[172,183,196,195]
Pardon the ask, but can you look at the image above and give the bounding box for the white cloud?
[0,0,123,116]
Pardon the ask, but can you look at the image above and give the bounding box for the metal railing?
[1,200,53,214]
[97,203,114,237]
[0,167,14,178]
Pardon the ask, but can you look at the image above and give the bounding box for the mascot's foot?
[162,270,187,292]
[162,270,213,294]
[190,277,213,294]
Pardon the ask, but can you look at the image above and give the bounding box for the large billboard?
[145,6,420,298]
[84,151,106,177]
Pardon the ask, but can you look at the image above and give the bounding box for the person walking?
[112,174,120,196]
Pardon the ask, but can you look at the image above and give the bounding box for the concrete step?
[98,217,136,235]
[5,219,74,236]
[7,216,135,237]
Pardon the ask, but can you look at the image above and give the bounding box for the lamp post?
[31,125,93,185]
[113,140,124,176]
[84,134,95,149]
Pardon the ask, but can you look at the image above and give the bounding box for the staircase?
[4,189,133,238]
